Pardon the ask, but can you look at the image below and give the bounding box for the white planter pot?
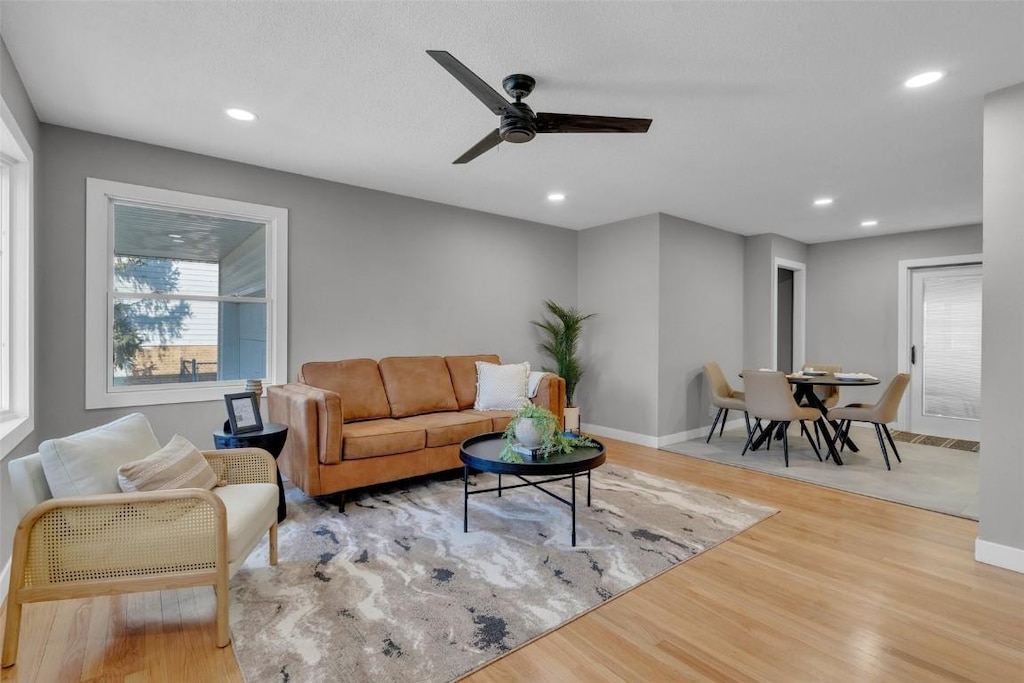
[514,418,548,448]
[564,406,581,432]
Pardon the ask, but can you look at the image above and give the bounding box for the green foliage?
[113,257,192,372]
[531,299,596,407]
[499,404,598,463]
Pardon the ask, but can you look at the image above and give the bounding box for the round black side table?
[213,422,289,523]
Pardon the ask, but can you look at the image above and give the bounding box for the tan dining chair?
[703,361,752,442]
[741,370,828,467]
[802,363,842,407]
[828,373,910,470]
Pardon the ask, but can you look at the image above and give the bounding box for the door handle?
[911,345,916,365]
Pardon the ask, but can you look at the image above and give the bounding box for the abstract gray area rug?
[230,464,775,682]
[663,425,977,519]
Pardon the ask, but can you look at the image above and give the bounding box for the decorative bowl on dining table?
[834,372,879,381]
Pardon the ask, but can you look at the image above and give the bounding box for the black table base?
[463,467,592,546]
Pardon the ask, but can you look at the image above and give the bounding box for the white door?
[909,265,982,440]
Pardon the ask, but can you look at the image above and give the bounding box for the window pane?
[0,163,9,412]
[113,298,266,386]
[922,273,982,420]
[113,203,265,297]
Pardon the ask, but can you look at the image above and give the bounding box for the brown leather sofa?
[267,354,565,499]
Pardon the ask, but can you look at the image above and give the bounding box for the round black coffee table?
[459,432,606,547]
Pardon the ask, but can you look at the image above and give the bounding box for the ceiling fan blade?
[535,113,652,134]
[426,50,513,116]
[453,129,503,164]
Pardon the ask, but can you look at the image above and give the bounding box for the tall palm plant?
[532,300,596,407]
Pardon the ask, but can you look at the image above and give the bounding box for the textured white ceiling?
[3,1,1023,243]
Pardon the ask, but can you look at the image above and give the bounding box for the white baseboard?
[582,419,747,449]
[975,539,1024,574]
[581,423,659,448]
[0,557,9,606]
[656,419,748,447]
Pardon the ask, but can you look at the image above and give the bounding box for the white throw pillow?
[117,435,222,493]
[474,361,531,410]
[39,412,161,498]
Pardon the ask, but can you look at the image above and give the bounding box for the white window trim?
[85,178,288,408]
[0,99,35,457]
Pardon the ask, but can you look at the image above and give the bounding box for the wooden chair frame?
[2,448,279,668]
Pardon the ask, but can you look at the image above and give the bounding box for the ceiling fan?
[426,50,653,164]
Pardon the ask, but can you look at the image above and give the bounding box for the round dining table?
[749,372,880,466]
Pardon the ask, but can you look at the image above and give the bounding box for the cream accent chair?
[741,370,828,467]
[703,361,752,443]
[3,435,280,668]
[829,373,911,470]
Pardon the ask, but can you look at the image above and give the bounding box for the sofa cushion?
[461,409,518,432]
[342,419,427,460]
[39,412,162,498]
[378,356,459,418]
[214,483,279,566]
[300,359,391,421]
[445,354,501,409]
[398,412,493,448]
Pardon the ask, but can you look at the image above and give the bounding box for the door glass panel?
[922,273,982,420]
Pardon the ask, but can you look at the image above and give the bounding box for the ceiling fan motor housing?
[500,102,536,143]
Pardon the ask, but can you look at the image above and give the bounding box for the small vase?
[514,418,547,449]
[245,379,263,412]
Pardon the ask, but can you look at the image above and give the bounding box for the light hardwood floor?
[2,438,1021,682]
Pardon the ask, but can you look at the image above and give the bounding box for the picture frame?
[224,391,264,435]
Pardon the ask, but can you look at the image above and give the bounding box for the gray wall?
[805,225,982,403]
[577,215,660,436]
[658,213,745,437]
[980,82,1024,561]
[35,124,577,448]
[1,37,41,593]
[743,234,774,369]
[743,234,809,370]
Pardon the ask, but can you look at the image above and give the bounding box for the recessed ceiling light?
[225,108,258,122]
[167,233,182,239]
[904,71,944,88]
[548,193,565,202]
[860,220,879,227]
[172,238,185,243]
[813,197,834,207]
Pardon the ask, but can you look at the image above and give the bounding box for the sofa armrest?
[531,373,566,426]
[267,383,343,496]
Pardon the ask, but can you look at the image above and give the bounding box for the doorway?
[776,269,794,372]
[906,263,982,440]
[771,258,805,372]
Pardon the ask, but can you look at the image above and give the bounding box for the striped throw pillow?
[117,435,221,492]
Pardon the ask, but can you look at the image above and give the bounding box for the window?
[0,100,34,456]
[86,179,287,408]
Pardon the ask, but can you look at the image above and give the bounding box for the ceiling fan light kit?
[427,50,653,164]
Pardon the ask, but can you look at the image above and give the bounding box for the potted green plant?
[531,299,596,431]
[500,404,597,463]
